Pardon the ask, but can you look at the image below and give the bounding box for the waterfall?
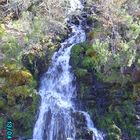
[80,111,103,140]
[33,0,104,140]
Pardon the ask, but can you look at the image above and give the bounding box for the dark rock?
[118,23,130,41]
[136,120,140,126]
[71,15,80,25]
[81,12,88,18]
[0,0,6,5]
[25,97,33,106]
[86,16,94,26]
[132,67,140,83]
[73,111,93,140]
[85,26,91,33]
[22,52,49,79]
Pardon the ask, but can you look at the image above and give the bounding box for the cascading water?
[33,0,104,140]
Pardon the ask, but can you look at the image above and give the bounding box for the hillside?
[0,0,140,140]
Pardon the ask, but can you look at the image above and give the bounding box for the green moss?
[79,83,91,98]
[133,82,140,99]
[82,56,94,69]
[95,96,139,139]
[29,94,40,114]
[1,38,22,66]
[0,66,10,77]
[108,124,121,135]
[106,133,120,140]
[0,99,5,109]
[75,68,88,79]
[0,62,39,138]
[12,86,34,98]
[8,70,33,86]
[70,40,139,140]
[69,2,140,140]
[71,44,84,68]
[12,111,22,121]
[97,114,113,129]
[0,117,5,129]
[25,53,35,66]
[88,31,95,40]
[0,24,5,37]
[9,93,40,138]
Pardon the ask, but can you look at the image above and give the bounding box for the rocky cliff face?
[69,1,140,139]
[70,42,140,140]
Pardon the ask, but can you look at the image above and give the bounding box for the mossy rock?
[0,23,5,33]
[0,78,6,88]
[75,68,88,79]
[88,31,95,40]
[87,15,94,26]
[108,124,122,136]
[133,82,140,99]
[22,51,49,78]
[86,48,97,57]
[0,117,5,129]
[106,132,120,140]
[97,114,113,129]
[0,99,5,109]
[7,94,16,106]
[8,70,33,86]
[70,44,85,68]
[10,94,40,138]
[82,56,94,69]
[0,66,10,77]
[12,111,22,121]
[11,85,35,99]
[2,85,36,100]
[78,83,91,99]
[0,64,39,138]
[28,94,40,114]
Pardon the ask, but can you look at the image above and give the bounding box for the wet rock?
[85,26,91,33]
[0,66,10,77]
[132,67,140,83]
[71,15,80,25]
[0,0,6,5]
[22,51,48,79]
[105,133,120,140]
[81,12,88,18]
[118,23,129,41]
[73,112,93,140]
[86,16,94,26]
[136,120,140,130]
[70,39,140,139]
[25,97,33,106]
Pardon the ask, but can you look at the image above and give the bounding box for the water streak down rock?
[33,0,103,140]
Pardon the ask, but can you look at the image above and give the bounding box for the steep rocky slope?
[70,0,140,139]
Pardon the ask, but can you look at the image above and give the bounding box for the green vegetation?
[0,0,140,139]
[95,98,139,139]
[0,0,69,138]
[0,60,40,137]
[70,0,140,139]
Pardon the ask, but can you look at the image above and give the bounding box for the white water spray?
[33,0,104,140]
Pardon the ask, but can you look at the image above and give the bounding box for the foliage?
[75,68,88,79]
[80,5,140,84]
[70,1,140,140]
[0,24,5,37]
[0,37,23,67]
[0,117,5,129]
[95,97,139,139]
